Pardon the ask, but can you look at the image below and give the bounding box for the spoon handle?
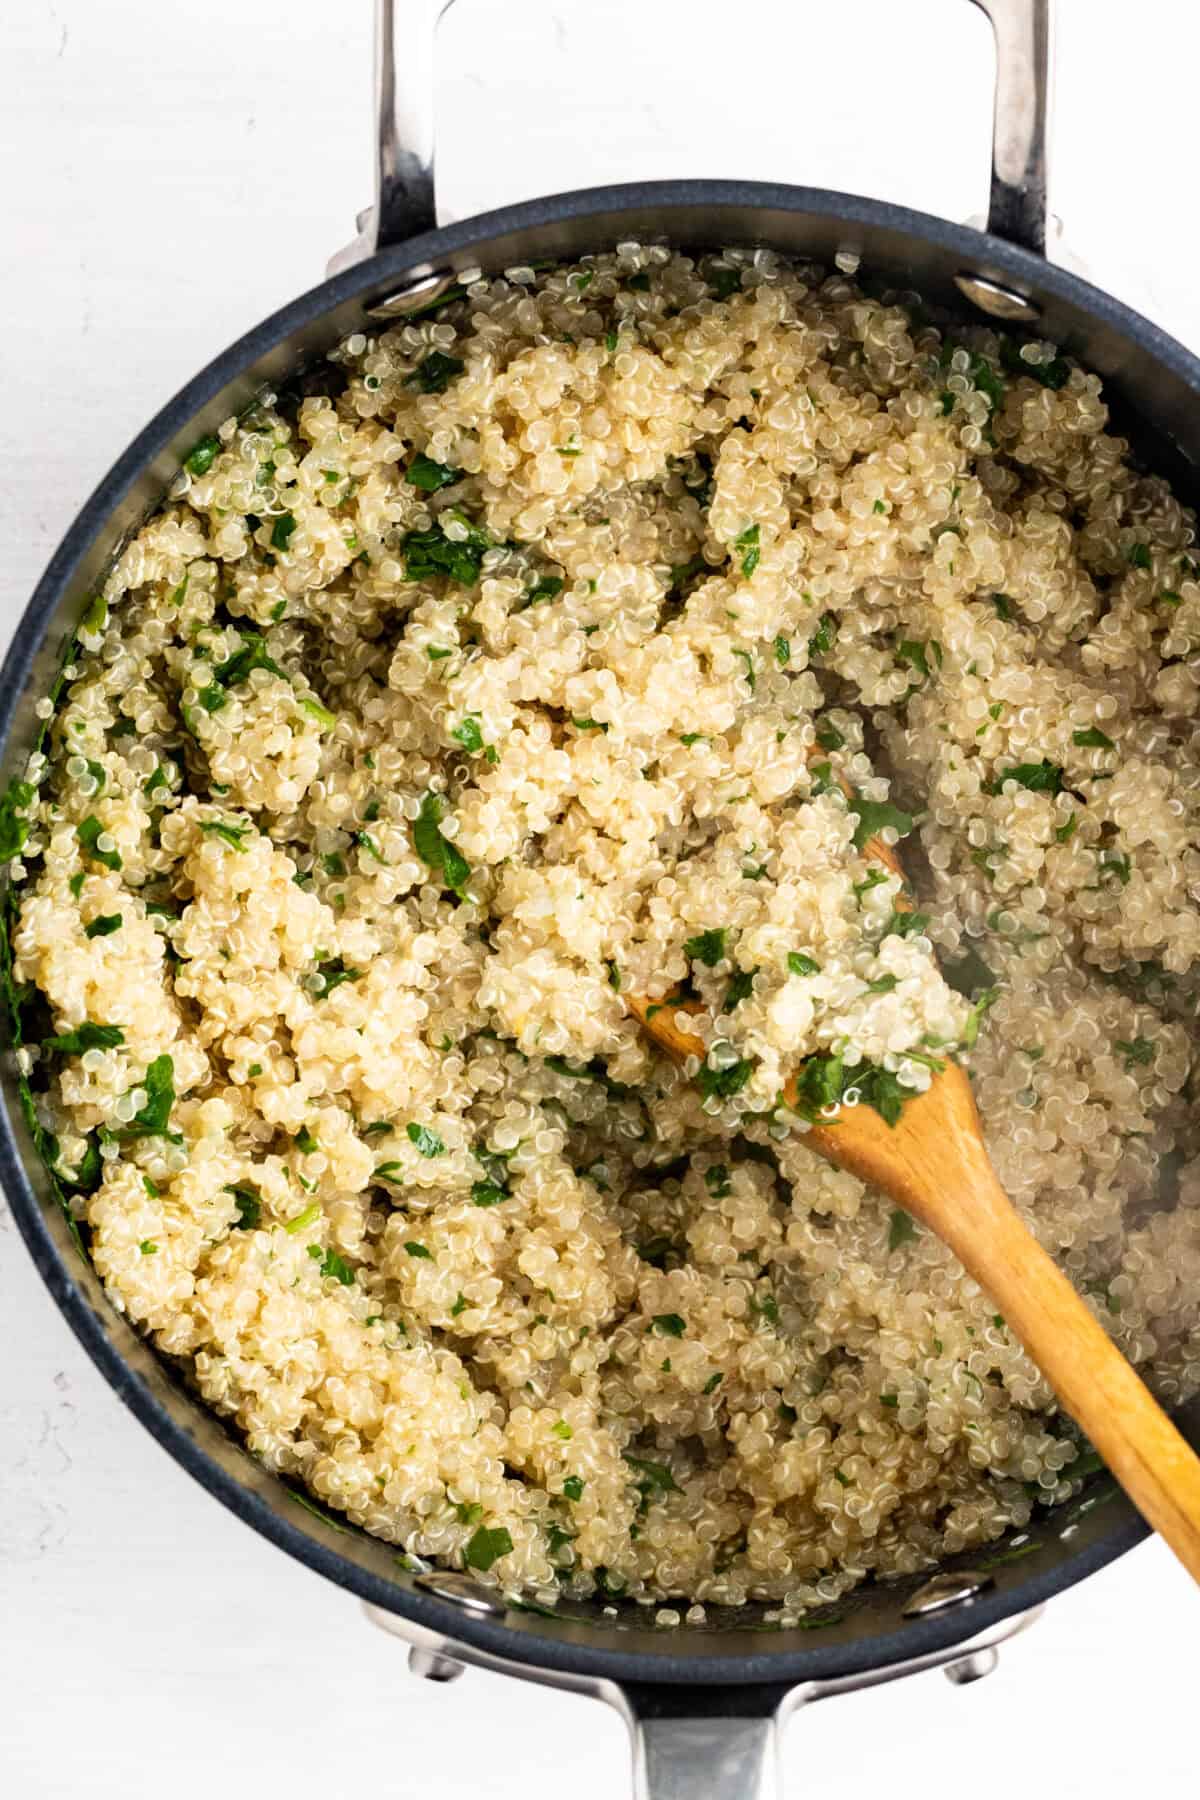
[813,1065,1200,1583]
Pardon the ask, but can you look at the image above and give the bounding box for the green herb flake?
[407,453,459,492]
[563,1475,584,1501]
[106,1054,176,1142]
[402,514,491,587]
[407,1121,446,1158]
[464,1524,514,1571]
[450,717,489,760]
[412,791,472,898]
[84,913,122,939]
[1115,1036,1154,1069]
[696,1057,755,1102]
[1073,727,1115,750]
[44,1021,125,1055]
[773,635,791,667]
[406,350,465,395]
[809,612,837,658]
[224,1183,262,1230]
[984,760,1064,796]
[404,1241,434,1260]
[725,967,756,1008]
[199,818,252,853]
[734,524,761,579]
[184,434,221,477]
[684,927,726,966]
[788,951,821,977]
[851,798,914,850]
[1128,543,1152,571]
[308,1244,355,1285]
[76,816,121,871]
[652,1313,686,1338]
[624,1454,680,1496]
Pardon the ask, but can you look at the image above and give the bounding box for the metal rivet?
[943,1647,1000,1686]
[901,1569,995,1618]
[365,268,458,321]
[953,272,1041,324]
[408,1645,466,1683]
[414,1569,507,1617]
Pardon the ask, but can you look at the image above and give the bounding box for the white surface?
[1,3,1196,1794]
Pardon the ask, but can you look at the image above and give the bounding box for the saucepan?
[6,2,1199,1793]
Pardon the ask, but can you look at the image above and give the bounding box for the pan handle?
[968,0,1054,254]
[624,1690,790,1800]
[336,0,1055,268]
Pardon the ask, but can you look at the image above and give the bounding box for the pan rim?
[2,175,1179,1689]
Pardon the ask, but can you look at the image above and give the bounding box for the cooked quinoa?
[9,245,1200,1618]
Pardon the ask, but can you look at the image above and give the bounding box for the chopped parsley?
[1115,1036,1154,1069]
[211,632,288,696]
[984,760,1064,796]
[406,350,465,394]
[725,967,756,1007]
[84,913,122,939]
[808,612,837,658]
[224,1183,262,1230]
[199,819,252,852]
[402,514,491,586]
[308,1244,355,1285]
[413,791,472,898]
[815,719,845,751]
[562,1475,584,1502]
[105,1054,177,1142]
[1072,727,1115,750]
[850,797,914,850]
[404,1241,433,1260]
[774,635,791,667]
[76,815,121,871]
[314,957,361,996]
[407,1122,446,1158]
[788,951,821,976]
[684,927,727,966]
[294,1126,319,1154]
[624,1454,680,1497]
[184,434,221,476]
[652,1313,686,1338]
[270,513,297,553]
[888,1209,918,1251]
[44,1022,125,1055]
[704,1164,732,1198]
[407,453,459,491]
[734,524,761,579]
[1128,543,1152,571]
[463,1524,513,1571]
[696,1057,755,1102]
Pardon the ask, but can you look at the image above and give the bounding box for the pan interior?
[6,191,1200,1675]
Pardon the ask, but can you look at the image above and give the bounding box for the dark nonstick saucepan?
[6,2,1199,1792]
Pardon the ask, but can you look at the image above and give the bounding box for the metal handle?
[969,0,1054,254]
[375,0,459,248]
[334,0,1054,270]
[627,1701,785,1800]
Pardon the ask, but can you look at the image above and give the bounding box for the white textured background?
[1,3,1196,1795]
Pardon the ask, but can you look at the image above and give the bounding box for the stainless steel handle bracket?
[364,1597,1042,1799]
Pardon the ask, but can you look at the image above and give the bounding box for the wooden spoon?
[628,810,1200,1581]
